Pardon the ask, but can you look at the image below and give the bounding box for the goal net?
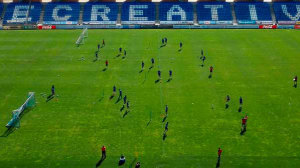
[6,92,36,128]
[76,28,88,46]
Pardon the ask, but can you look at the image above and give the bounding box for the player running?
[216,147,222,167]
[180,42,183,49]
[165,105,168,116]
[118,89,122,99]
[165,122,169,132]
[169,70,172,79]
[209,66,214,78]
[202,56,206,66]
[95,52,98,60]
[97,44,100,51]
[294,75,298,87]
[113,85,116,96]
[123,95,127,104]
[151,58,155,66]
[119,47,122,53]
[239,97,243,105]
[124,50,127,57]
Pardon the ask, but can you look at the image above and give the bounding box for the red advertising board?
[37,25,56,30]
[295,25,300,29]
[259,25,277,29]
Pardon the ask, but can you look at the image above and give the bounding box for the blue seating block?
[44,2,80,25]
[160,2,193,24]
[83,2,118,24]
[197,2,232,24]
[122,2,155,24]
[235,2,272,24]
[3,3,41,24]
[273,2,300,23]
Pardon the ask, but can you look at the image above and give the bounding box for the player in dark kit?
[119,47,122,53]
[294,75,298,87]
[141,61,144,70]
[123,95,127,104]
[97,44,100,51]
[165,37,168,44]
[209,66,214,78]
[158,70,161,80]
[201,49,203,56]
[151,58,154,66]
[165,105,168,115]
[239,97,243,105]
[165,122,169,132]
[113,85,116,96]
[95,52,98,60]
[124,50,126,57]
[102,39,105,47]
[126,101,130,109]
[225,95,230,109]
[51,85,55,95]
[202,56,206,66]
[162,38,164,45]
[180,42,183,49]
[169,70,172,79]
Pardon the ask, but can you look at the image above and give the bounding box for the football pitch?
[0,29,299,168]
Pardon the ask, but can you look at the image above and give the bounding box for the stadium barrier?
[295,25,300,29]
[258,25,277,29]
[37,25,56,30]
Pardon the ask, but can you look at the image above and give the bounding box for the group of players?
[89,37,298,168]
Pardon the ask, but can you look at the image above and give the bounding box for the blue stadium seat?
[197,2,232,24]
[0,3,3,17]
[235,2,272,24]
[44,2,80,25]
[3,3,41,24]
[122,2,155,24]
[160,2,193,24]
[83,2,118,24]
[273,2,300,23]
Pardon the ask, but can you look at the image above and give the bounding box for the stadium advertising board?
[259,25,277,29]
[160,3,194,24]
[121,3,155,25]
[83,3,118,25]
[37,25,56,30]
[238,20,256,24]
[295,25,300,29]
[278,21,296,25]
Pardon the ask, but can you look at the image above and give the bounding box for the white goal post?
[76,28,88,46]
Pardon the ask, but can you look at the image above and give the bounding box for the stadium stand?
[83,2,118,24]
[0,3,3,19]
[273,2,300,24]
[159,2,193,24]
[122,2,155,24]
[235,2,272,24]
[3,2,41,24]
[197,2,233,24]
[44,2,80,24]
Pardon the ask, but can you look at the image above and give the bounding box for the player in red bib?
[105,60,108,67]
[241,115,248,135]
[209,66,213,78]
[101,146,106,159]
[294,75,298,88]
[216,147,222,167]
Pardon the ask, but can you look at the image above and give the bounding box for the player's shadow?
[178,48,182,52]
[96,157,106,167]
[155,79,160,83]
[129,158,137,168]
[208,74,212,79]
[115,54,121,58]
[149,66,153,70]
[238,106,242,112]
[120,105,125,112]
[216,158,221,168]
[93,58,98,62]
[146,119,152,127]
[294,83,297,88]
[139,70,143,73]
[167,78,172,82]
[109,95,115,100]
[115,97,121,104]
[122,56,126,59]
[46,94,54,102]
[102,68,107,72]
[160,44,166,48]
[0,127,16,137]
[201,64,204,67]
[163,132,167,141]
[123,110,129,118]
[162,115,167,122]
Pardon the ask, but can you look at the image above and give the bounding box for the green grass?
[0,29,299,168]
